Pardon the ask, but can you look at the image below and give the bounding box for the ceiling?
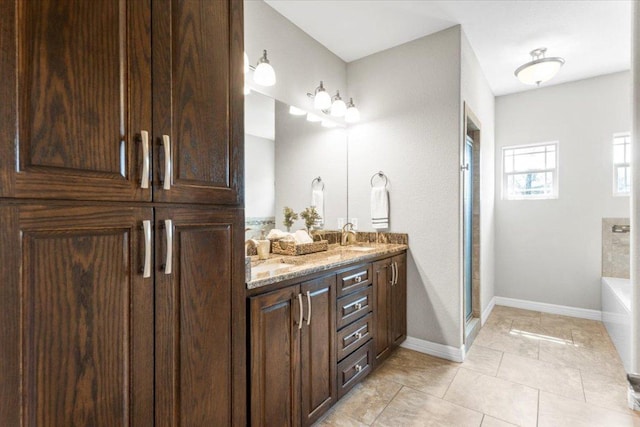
[264,0,632,96]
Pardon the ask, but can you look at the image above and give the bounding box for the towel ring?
[370,171,388,188]
[312,176,325,191]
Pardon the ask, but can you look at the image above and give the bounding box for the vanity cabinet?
[0,0,246,425]
[250,275,336,427]
[373,253,407,365]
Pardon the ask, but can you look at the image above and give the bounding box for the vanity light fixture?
[514,48,564,86]
[306,113,322,122]
[330,91,347,117]
[252,49,276,87]
[289,106,306,116]
[312,81,332,110]
[344,98,360,123]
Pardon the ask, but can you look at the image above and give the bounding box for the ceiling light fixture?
[252,49,276,87]
[330,91,347,117]
[514,48,565,86]
[344,98,360,123]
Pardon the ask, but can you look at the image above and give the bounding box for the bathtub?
[602,277,632,372]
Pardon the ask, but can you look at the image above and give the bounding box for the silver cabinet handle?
[142,220,151,278]
[344,296,367,312]
[354,275,362,283]
[298,293,304,330]
[394,262,399,285]
[344,325,368,344]
[162,134,172,190]
[140,131,150,189]
[306,291,312,326]
[164,219,173,275]
[391,262,397,286]
[355,364,363,373]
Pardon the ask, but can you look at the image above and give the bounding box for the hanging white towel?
[371,186,389,229]
[311,189,325,226]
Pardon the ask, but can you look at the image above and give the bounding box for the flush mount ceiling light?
[514,48,565,86]
[344,98,360,124]
[251,49,276,87]
[330,91,346,117]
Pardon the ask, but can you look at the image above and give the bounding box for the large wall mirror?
[245,91,348,238]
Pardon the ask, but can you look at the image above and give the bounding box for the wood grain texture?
[152,0,243,205]
[373,259,392,364]
[155,207,245,427]
[391,254,407,347]
[300,275,337,426]
[1,0,152,201]
[337,286,373,330]
[250,286,301,427]
[0,204,153,426]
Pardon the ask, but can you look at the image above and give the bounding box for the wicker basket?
[272,239,329,256]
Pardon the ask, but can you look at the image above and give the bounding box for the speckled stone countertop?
[246,243,408,290]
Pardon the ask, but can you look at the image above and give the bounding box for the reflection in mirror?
[244,91,348,239]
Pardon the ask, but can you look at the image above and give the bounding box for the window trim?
[501,141,559,201]
[612,132,631,197]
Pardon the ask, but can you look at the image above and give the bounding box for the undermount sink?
[343,246,376,252]
[251,263,296,275]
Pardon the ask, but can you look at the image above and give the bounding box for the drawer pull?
[355,364,363,373]
[354,275,362,283]
[344,325,368,344]
[344,296,367,312]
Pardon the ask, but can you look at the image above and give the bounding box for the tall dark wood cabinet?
[0,0,246,425]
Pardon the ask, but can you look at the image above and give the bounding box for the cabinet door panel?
[152,0,244,205]
[391,254,407,347]
[250,286,301,427]
[155,207,245,427]
[0,204,153,426]
[373,259,392,364]
[300,275,336,426]
[0,0,151,201]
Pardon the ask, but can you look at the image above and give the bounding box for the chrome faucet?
[341,222,357,246]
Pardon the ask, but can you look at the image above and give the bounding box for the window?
[613,134,631,196]
[502,142,558,200]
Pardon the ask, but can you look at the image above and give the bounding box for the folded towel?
[311,189,325,226]
[266,229,290,240]
[294,230,313,244]
[371,186,389,229]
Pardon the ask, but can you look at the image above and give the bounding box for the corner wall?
[495,72,631,310]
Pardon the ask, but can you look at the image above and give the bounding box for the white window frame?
[502,141,559,200]
[613,133,631,196]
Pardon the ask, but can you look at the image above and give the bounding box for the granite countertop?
[246,243,408,290]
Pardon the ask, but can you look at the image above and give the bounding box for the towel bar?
[312,176,325,191]
[370,171,389,188]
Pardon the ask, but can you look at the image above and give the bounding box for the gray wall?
[347,26,464,347]
[461,31,496,322]
[495,72,631,310]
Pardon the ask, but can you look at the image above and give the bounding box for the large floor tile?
[474,327,539,359]
[572,328,620,355]
[443,368,538,427]
[315,411,369,427]
[490,306,541,322]
[462,345,504,376]
[373,386,483,427]
[328,373,402,425]
[497,352,583,400]
[582,370,637,415]
[539,340,626,379]
[511,318,574,343]
[480,415,517,427]
[538,391,640,427]
[540,313,606,334]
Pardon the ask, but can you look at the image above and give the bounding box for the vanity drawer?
[337,286,372,329]
[337,340,373,399]
[337,264,372,297]
[336,312,373,362]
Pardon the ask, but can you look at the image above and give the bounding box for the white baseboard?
[400,336,465,363]
[481,296,496,325]
[494,296,602,321]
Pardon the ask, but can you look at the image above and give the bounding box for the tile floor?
[314,306,640,427]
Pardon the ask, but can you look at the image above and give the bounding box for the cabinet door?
[0,0,152,202]
[0,204,154,426]
[300,275,337,426]
[250,286,302,427]
[373,258,393,364]
[391,254,407,347]
[155,207,245,426]
[152,0,244,205]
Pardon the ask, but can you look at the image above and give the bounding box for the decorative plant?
[300,206,321,234]
[282,206,298,232]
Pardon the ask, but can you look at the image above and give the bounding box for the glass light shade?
[289,106,306,116]
[344,99,360,123]
[244,52,249,74]
[306,113,321,122]
[515,58,564,85]
[321,120,336,128]
[253,62,276,86]
[314,90,331,110]
[331,98,347,117]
